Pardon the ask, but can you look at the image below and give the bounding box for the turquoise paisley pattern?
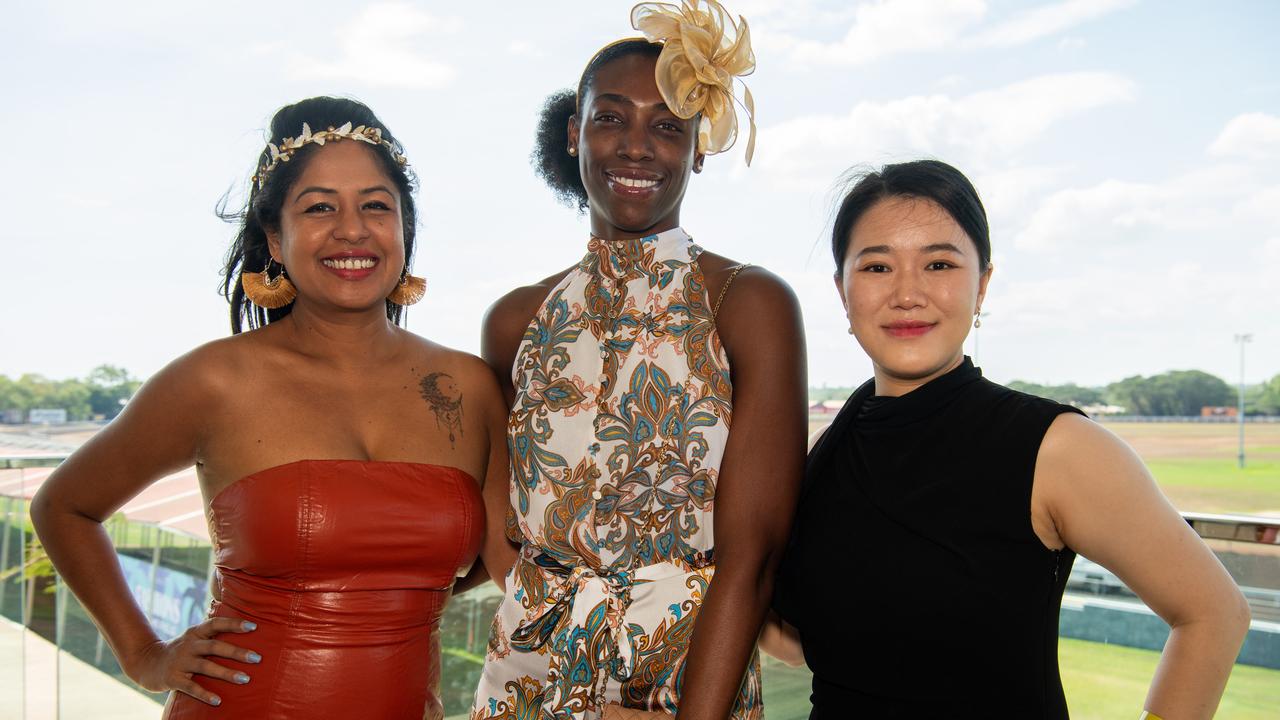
[472,229,762,719]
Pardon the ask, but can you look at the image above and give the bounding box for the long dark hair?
[831,160,991,276]
[218,96,419,333]
[531,39,663,212]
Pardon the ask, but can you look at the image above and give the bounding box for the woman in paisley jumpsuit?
[471,4,806,719]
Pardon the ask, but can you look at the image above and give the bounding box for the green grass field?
[1142,458,1280,514]
[1104,422,1280,514]
[1059,639,1280,719]
[760,640,1280,719]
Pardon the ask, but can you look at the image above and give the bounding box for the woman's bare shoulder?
[145,331,268,400]
[697,251,797,306]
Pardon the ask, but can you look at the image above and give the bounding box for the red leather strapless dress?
[163,459,483,720]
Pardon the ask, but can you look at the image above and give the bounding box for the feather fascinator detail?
[630,0,756,165]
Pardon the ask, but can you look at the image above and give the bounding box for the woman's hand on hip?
[124,617,261,707]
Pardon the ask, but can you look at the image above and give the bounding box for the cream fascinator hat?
[627,0,757,165]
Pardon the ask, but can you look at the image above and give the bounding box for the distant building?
[1081,404,1127,416]
[1201,406,1238,417]
[808,400,846,415]
[1,409,23,424]
[28,408,69,425]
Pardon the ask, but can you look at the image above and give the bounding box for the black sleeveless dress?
[774,358,1084,718]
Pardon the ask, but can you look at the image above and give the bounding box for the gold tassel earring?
[387,270,426,306]
[242,259,297,309]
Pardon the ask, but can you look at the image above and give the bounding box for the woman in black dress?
[768,160,1249,719]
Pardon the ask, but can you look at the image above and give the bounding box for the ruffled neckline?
[849,357,984,430]
[581,227,696,280]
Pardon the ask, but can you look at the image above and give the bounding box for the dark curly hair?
[218,96,419,333]
[531,39,663,212]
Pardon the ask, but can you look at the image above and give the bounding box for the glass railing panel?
[761,655,814,719]
[3,457,67,720]
[55,519,212,717]
[1,484,28,720]
[1060,515,1280,719]
[440,583,504,718]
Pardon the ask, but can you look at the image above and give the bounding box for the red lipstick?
[320,251,379,281]
[885,321,936,338]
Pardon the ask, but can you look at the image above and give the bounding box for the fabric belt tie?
[509,547,709,712]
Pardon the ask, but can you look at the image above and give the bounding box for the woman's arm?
[757,423,830,668]
[1033,414,1251,720]
[30,350,258,706]
[452,357,514,594]
[677,269,808,719]
[477,283,558,588]
[472,338,521,591]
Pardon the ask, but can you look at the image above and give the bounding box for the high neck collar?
[850,357,983,430]
[582,227,695,279]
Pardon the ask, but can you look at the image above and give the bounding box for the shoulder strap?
[712,263,752,319]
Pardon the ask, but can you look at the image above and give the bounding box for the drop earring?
[387,269,426,306]
[973,311,982,329]
[242,258,297,309]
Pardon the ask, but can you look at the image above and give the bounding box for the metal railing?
[0,456,66,469]
[1184,511,1280,544]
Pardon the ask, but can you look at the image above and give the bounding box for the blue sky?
[3,0,1277,388]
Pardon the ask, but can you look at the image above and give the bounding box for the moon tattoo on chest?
[418,372,464,449]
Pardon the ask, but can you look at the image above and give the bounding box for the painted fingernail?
[241,621,257,631]
[210,696,222,706]
[246,651,262,664]
[234,673,250,684]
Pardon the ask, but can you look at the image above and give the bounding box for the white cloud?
[1208,112,1280,160]
[1263,237,1280,264]
[1235,185,1280,229]
[970,0,1138,48]
[774,0,1136,66]
[997,112,1280,380]
[751,72,1132,191]
[1013,161,1280,253]
[42,1,225,42]
[288,3,460,89]
[1013,179,1167,252]
[790,0,986,65]
[507,40,545,58]
[973,164,1068,225]
[961,72,1133,147]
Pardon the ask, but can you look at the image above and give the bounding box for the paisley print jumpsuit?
[471,229,763,719]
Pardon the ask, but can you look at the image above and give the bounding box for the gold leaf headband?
[629,0,757,165]
[252,121,408,190]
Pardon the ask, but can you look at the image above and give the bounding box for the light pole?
[1235,333,1252,469]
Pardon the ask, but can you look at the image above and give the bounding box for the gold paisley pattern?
[472,229,762,719]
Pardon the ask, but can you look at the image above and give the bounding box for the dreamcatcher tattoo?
[419,372,464,449]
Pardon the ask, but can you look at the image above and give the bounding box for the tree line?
[1008,369,1280,416]
[6,366,1280,422]
[810,369,1280,416]
[0,366,141,422]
